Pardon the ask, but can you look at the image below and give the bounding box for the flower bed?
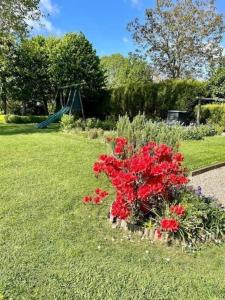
[83,137,225,247]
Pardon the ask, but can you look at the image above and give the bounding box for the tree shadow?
[0,124,60,136]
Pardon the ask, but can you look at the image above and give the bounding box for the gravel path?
[190,167,225,205]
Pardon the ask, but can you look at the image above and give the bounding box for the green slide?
[36,106,70,129]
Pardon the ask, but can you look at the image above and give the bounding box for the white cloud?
[27,0,62,35]
[123,37,129,44]
[40,0,60,15]
[131,0,141,6]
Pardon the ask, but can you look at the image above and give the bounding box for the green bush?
[106,79,205,118]
[200,104,225,130]
[60,115,74,131]
[0,115,5,123]
[116,114,219,149]
[5,115,48,124]
[60,115,116,132]
[176,188,225,245]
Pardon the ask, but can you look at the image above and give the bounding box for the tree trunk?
[2,95,7,115]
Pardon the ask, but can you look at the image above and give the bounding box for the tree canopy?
[0,0,41,38]
[0,33,105,115]
[100,54,152,88]
[128,0,224,79]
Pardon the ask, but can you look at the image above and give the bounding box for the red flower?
[93,196,101,204]
[83,196,92,203]
[161,218,180,232]
[155,228,162,239]
[170,205,186,217]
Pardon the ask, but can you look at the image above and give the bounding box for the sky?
[32,0,225,57]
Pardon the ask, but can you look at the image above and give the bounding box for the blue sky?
[33,0,225,57]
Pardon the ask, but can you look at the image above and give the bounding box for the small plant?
[60,115,74,131]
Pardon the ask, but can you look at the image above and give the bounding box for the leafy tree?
[0,35,17,114]
[101,54,152,88]
[207,67,225,98]
[49,33,105,114]
[0,0,41,38]
[128,0,224,79]
[10,36,53,115]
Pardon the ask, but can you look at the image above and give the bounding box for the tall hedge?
[200,103,225,129]
[104,79,205,118]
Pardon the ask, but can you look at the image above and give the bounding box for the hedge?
[5,115,48,124]
[104,79,206,118]
[200,104,225,129]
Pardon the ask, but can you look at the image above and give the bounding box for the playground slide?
[37,106,70,129]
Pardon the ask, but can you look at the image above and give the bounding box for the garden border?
[191,162,225,177]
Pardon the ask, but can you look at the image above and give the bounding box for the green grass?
[0,124,225,299]
[181,135,225,170]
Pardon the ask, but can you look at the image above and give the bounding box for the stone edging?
[191,162,225,177]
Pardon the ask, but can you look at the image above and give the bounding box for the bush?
[60,115,117,132]
[5,115,48,124]
[116,114,219,149]
[200,104,225,130]
[106,79,205,118]
[0,115,5,123]
[83,138,225,247]
[60,115,74,131]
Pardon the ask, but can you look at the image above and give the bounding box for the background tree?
[10,36,53,115]
[0,0,41,38]
[128,0,224,79]
[49,33,105,115]
[207,67,225,98]
[101,54,152,88]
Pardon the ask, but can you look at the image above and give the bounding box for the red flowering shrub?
[170,204,186,217]
[84,138,188,222]
[160,218,180,232]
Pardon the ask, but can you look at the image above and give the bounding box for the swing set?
[37,83,85,129]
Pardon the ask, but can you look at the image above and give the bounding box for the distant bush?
[116,114,220,149]
[60,115,117,132]
[5,115,48,124]
[200,104,225,130]
[0,115,5,123]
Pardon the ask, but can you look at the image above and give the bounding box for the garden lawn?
[0,124,225,300]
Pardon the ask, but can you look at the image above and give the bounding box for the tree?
[0,0,41,38]
[49,33,105,114]
[10,36,53,115]
[207,68,225,98]
[100,54,152,88]
[128,0,224,79]
[0,35,17,114]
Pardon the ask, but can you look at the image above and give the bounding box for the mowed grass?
[181,136,225,170]
[0,124,225,300]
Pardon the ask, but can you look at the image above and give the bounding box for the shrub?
[116,114,219,149]
[60,115,74,131]
[5,115,48,124]
[200,104,225,130]
[0,115,5,123]
[60,115,117,132]
[83,138,225,246]
[88,128,104,139]
[107,79,205,118]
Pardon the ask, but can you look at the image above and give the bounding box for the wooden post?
[197,98,201,126]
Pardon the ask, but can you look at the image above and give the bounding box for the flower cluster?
[89,138,188,220]
[160,218,180,232]
[170,204,186,217]
[83,188,109,204]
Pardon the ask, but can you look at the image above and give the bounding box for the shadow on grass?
[0,124,60,136]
